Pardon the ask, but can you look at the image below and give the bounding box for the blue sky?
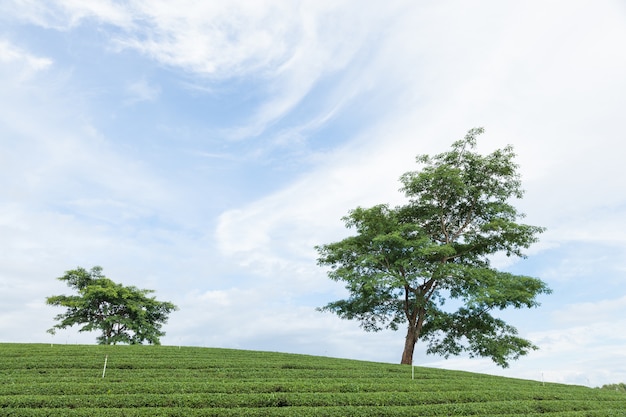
[1,0,626,386]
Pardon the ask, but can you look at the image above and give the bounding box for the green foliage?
[316,128,551,366]
[46,266,177,345]
[600,383,626,393]
[1,343,625,416]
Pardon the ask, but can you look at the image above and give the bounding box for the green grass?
[1,343,624,416]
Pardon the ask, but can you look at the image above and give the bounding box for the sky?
[1,0,625,387]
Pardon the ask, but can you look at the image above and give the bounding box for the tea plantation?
[1,343,624,416]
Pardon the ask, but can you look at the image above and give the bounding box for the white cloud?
[3,1,401,139]
[0,45,177,223]
[215,122,417,269]
[550,296,626,326]
[524,305,626,386]
[56,0,134,27]
[121,0,393,140]
[1,0,133,29]
[119,1,300,77]
[0,117,171,222]
[0,39,52,80]
[215,0,626,264]
[124,78,161,104]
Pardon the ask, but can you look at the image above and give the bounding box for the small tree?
[46,266,178,345]
[316,128,551,367]
[600,383,626,393]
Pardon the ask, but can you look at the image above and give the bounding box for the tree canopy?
[46,266,178,345]
[316,128,551,367]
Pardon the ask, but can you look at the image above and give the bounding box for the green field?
[1,343,624,416]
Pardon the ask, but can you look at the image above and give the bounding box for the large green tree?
[46,266,178,345]
[316,128,551,367]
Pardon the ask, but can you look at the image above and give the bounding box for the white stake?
[102,355,108,378]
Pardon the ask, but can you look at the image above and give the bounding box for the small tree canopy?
[600,383,626,393]
[46,266,178,345]
[316,128,551,367]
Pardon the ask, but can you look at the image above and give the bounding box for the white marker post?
[102,355,108,378]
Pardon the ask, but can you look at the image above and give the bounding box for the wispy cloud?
[118,1,300,77]
[3,1,401,140]
[1,0,133,30]
[0,39,52,79]
[124,78,161,105]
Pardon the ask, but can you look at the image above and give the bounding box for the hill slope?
[1,343,624,416]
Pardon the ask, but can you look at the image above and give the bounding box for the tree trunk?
[401,322,418,364]
[401,305,426,365]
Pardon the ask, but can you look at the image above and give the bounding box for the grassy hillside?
[1,343,624,416]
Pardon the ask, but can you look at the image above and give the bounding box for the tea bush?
[1,343,625,416]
